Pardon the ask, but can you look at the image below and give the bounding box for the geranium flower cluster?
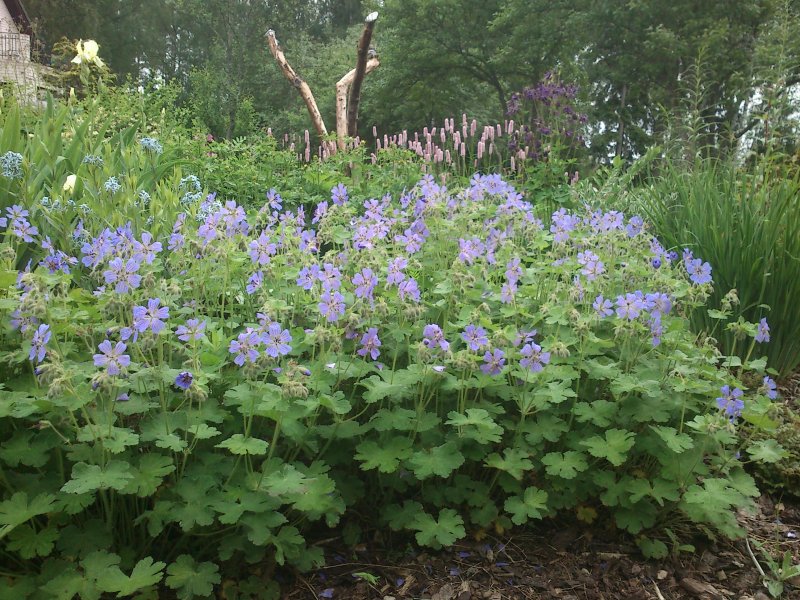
[3,169,775,429]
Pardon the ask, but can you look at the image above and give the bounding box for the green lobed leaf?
[581,429,636,466]
[215,434,269,456]
[504,487,549,525]
[61,461,134,495]
[408,441,465,479]
[165,555,221,599]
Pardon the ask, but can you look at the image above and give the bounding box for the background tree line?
[22,0,800,161]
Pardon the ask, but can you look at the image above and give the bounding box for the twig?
[745,536,767,578]
[653,581,666,600]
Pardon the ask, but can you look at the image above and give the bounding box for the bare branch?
[266,29,327,139]
[347,13,379,137]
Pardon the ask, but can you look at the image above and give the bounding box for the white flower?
[71,40,105,68]
[62,174,77,194]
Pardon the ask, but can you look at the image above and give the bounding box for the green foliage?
[0,87,789,598]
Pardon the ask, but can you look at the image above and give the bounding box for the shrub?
[0,157,783,596]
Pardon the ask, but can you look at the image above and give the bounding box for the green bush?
[0,138,784,597]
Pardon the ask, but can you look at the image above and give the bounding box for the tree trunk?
[337,57,380,149]
[346,12,378,137]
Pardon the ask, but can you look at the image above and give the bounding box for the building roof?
[4,0,32,36]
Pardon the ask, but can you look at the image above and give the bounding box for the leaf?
[355,437,413,473]
[0,429,56,467]
[581,429,636,466]
[445,408,503,444]
[187,424,222,440]
[155,432,188,452]
[61,461,134,494]
[541,451,588,479]
[0,492,56,528]
[123,454,176,497]
[649,425,694,453]
[165,555,221,599]
[573,400,618,427]
[7,524,58,558]
[360,370,420,404]
[96,556,165,597]
[408,441,465,479]
[504,487,548,525]
[411,508,466,549]
[385,500,424,531]
[637,536,668,559]
[215,434,269,456]
[485,448,533,480]
[318,391,351,415]
[746,439,788,463]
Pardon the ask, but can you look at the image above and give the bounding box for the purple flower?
[423,324,450,352]
[352,268,378,301]
[520,342,550,372]
[175,371,193,390]
[761,376,778,400]
[312,201,328,224]
[29,324,51,363]
[755,318,770,343]
[93,340,131,375]
[318,291,346,322]
[249,231,277,265]
[386,257,408,286]
[716,385,744,419]
[318,263,343,291]
[175,318,206,342]
[398,277,421,303]
[481,349,506,375]
[458,237,486,265]
[132,298,169,334]
[626,216,644,237]
[615,293,644,320]
[331,183,348,206]
[651,257,661,269]
[103,257,142,294]
[132,232,162,264]
[10,218,38,242]
[262,322,292,357]
[649,313,663,347]
[297,264,320,290]
[462,324,489,351]
[686,258,712,285]
[593,295,613,318]
[229,329,261,366]
[646,292,672,316]
[357,328,382,360]
[500,282,517,304]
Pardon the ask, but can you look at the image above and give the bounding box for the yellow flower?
[71,40,105,68]
[63,174,77,194]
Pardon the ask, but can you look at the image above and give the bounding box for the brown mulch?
[277,497,798,600]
